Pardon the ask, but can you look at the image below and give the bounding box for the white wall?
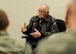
[0,0,70,40]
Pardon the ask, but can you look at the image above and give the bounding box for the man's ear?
[47,11,49,14]
[47,11,49,15]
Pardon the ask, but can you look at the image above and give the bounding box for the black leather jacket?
[22,15,58,44]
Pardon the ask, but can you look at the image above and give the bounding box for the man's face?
[38,6,48,19]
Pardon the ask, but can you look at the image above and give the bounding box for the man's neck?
[1,29,7,33]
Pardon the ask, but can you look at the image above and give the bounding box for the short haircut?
[0,10,8,31]
[44,4,50,12]
[40,4,50,12]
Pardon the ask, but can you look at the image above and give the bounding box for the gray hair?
[40,4,50,12]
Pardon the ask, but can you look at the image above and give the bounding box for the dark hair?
[0,10,8,30]
[56,19,66,32]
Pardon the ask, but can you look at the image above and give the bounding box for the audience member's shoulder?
[5,36,26,49]
[37,31,69,48]
[37,32,65,47]
[48,32,65,39]
[12,38,25,48]
[48,30,75,43]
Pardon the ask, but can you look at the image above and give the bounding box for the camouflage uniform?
[0,31,28,54]
[35,30,76,54]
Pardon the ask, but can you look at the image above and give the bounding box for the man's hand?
[21,23,27,32]
[30,28,41,38]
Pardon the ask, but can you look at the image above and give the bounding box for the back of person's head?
[65,3,73,25]
[56,19,66,32]
[0,10,9,31]
[65,1,76,30]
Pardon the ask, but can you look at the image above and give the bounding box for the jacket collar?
[34,15,52,22]
[45,15,52,22]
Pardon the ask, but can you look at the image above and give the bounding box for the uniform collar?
[0,31,8,36]
[66,29,76,35]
